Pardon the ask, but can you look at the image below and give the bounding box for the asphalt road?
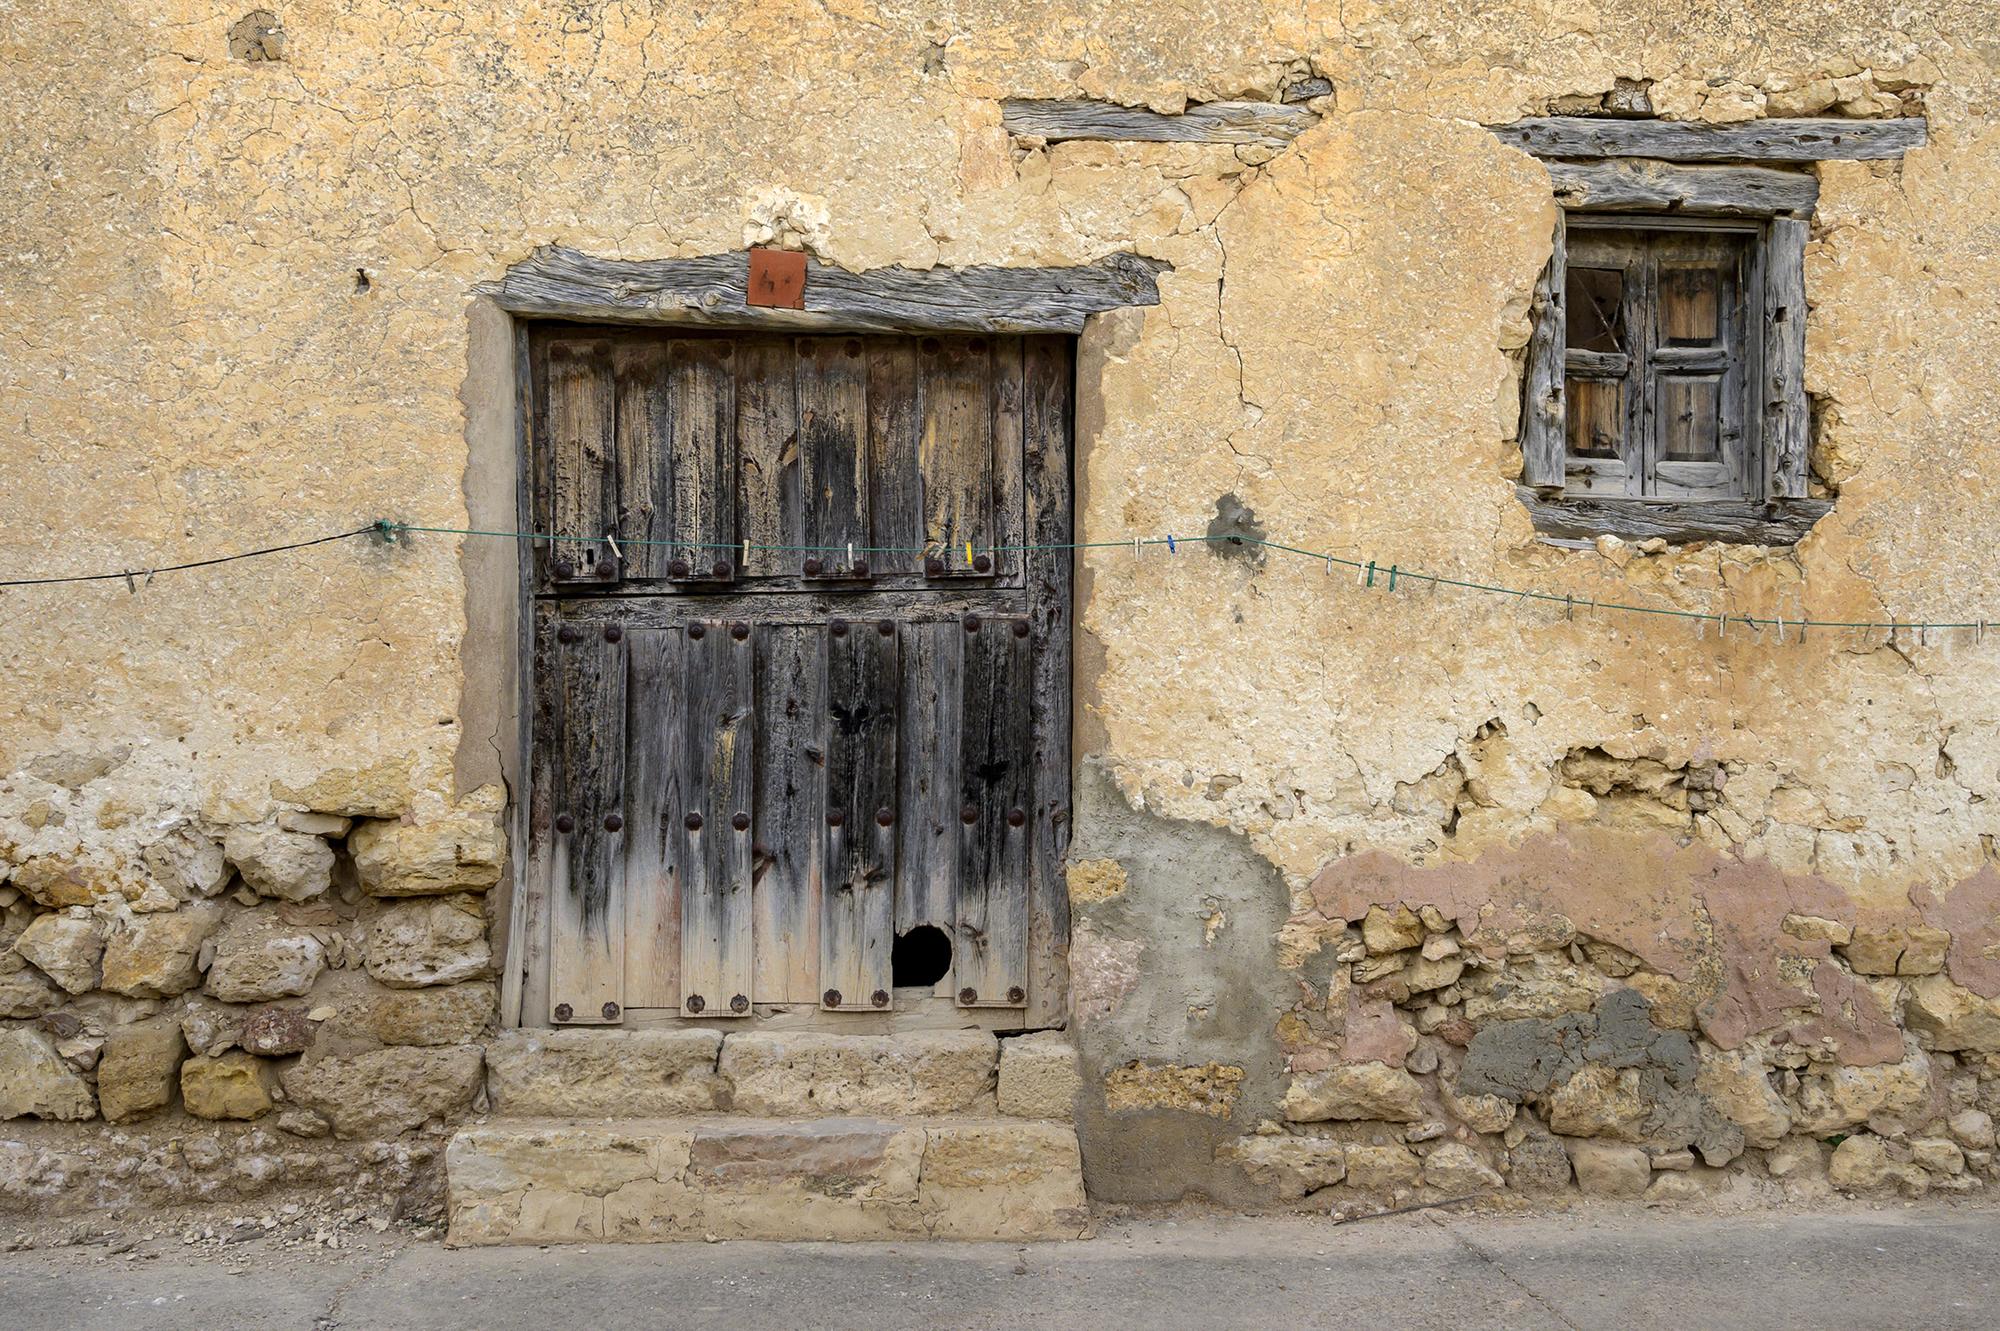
[2,1205,1994,1331]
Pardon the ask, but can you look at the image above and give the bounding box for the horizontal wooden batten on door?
[484,247,1171,334]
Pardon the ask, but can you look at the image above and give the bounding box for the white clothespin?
[847,542,854,567]
[604,532,622,561]
[1133,536,1143,559]
[742,537,749,566]
[1775,615,1784,644]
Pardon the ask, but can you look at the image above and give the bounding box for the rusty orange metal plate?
[746,247,807,309]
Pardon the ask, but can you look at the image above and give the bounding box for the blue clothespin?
[1165,534,1176,555]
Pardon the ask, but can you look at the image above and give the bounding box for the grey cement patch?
[1065,758,1296,1204]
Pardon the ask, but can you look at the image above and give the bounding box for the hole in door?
[892,925,952,988]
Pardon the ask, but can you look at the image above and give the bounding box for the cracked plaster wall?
[3,1,2000,1205]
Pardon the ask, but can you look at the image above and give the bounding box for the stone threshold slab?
[446,1115,1089,1245]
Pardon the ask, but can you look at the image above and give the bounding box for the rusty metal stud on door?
[730,621,750,640]
[553,1002,574,1021]
[1007,807,1026,828]
[875,807,895,827]
[1006,986,1025,1004]
[925,556,944,577]
[877,619,894,637]
[668,557,690,578]
[851,558,869,578]
[730,994,749,1013]
[960,803,978,825]
[829,618,848,638]
[871,989,889,1008]
[556,623,579,644]
[603,624,622,643]
[603,813,623,833]
[555,813,575,834]
[687,622,706,639]
[827,810,845,827]
[685,994,705,1014]
[711,560,733,579]
[973,554,992,574]
[731,811,750,832]
[1012,620,1031,639]
[553,558,574,579]
[685,812,703,831]
[823,988,843,1007]
[803,557,823,575]
[958,987,978,1005]
[963,614,980,633]
[602,1001,621,1020]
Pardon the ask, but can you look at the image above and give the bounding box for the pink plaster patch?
[1916,865,2000,998]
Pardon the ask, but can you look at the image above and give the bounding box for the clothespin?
[742,537,749,566]
[1166,534,1177,555]
[1365,560,1377,588]
[1775,615,1784,644]
[1132,536,1142,559]
[123,571,136,595]
[1717,612,1726,639]
[1387,564,1399,592]
[1920,623,1930,648]
[1564,594,1573,621]
[1979,619,1987,646]
[965,539,974,566]
[847,541,855,567]
[604,532,622,562]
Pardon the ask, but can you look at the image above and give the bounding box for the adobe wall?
[2,2,1997,1213]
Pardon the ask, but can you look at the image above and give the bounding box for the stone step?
[445,1115,1089,1244]
[483,1027,1081,1121]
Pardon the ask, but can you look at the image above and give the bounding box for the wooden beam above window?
[486,248,1172,334]
[1546,159,1820,217]
[1490,116,1927,162]
[1516,488,1833,546]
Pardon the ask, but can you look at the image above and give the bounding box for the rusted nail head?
[1007,986,1025,1004]
[830,618,848,637]
[556,623,579,644]
[963,614,980,633]
[712,559,733,579]
[803,557,823,575]
[973,554,992,573]
[603,624,623,643]
[827,810,845,827]
[730,994,749,1013]
[877,618,895,636]
[687,621,706,639]
[685,812,703,831]
[731,811,750,832]
[960,803,978,825]
[554,813,575,835]
[871,989,890,1008]
[668,557,690,578]
[958,987,978,1005]
[553,559,574,579]
[1012,620,1031,638]
[602,1001,621,1020]
[875,806,895,827]
[730,621,750,640]
[1007,807,1026,828]
[603,813,624,833]
[553,1003,573,1021]
[851,558,869,578]
[686,994,706,1013]
[823,989,843,1007]
[925,557,944,577]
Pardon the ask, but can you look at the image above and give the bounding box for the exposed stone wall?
[5,2,2000,1215]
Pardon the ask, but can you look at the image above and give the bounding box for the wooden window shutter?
[1520,212,1568,490]
[543,339,623,584]
[1762,216,1810,500]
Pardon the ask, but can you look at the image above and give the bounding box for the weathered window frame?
[1499,115,1928,546]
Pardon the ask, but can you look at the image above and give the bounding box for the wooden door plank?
[821,618,900,1009]
[1764,217,1810,499]
[545,338,622,583]
[989,336,1027,582]
[549,622,627,1023]
[953,613,1033,1007]
[668,339,738,582]
[622,627,684,1009]
[918,336,994,576]
[798,336,871,580]
[613,339,672,579]
[677,622,756,1016]
[735,335,801,578]
[1021,335,1074,1027]
[752,623,826,1003]
[895,619,962,942]
[866,339,923,576]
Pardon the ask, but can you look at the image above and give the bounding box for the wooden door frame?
[462,248,1170,1031]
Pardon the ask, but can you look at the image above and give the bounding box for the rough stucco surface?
[3,2,2000,1212]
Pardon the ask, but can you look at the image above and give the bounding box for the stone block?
[1361,905,1424,954]
[1506,1135,1572,1192]
[100,902,224,997]
[1791,1050,1935,1135]
[0,1026,96,1120]
[181,1050,278,1120]
[223,822,335,902]
[1443,1080,1516,1134]
[239,1004,316,1056]
[204,911,327,1002]
[1696,1048,1791,1148]
[350,810,505,897]
[315,978,497,1047]
[0,966,64,1018]
[1344,1143,1422,1190]
[447,1116,1086,1245]
[1839,923,1949,977]
[362,894,490,988]
[1904,976,2000,1053]
[1567,1139,1650,1197]
[1102,1060,1243,1117]
[486,1028,724,1116]
[97,1018,187,1123]
[280,1043,484,1137]
[1281,1062,1423,1123]
[719,1030,996,1115]
[1216,1134,1346,1198]
[15,911,104,994]
[1546,1063,1647,1140]
[1828,1133,1926,1192]
[997,1032,1081,1120]
[1421,1142,1503,1192]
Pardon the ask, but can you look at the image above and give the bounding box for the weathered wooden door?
[527,327,1072,1028]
